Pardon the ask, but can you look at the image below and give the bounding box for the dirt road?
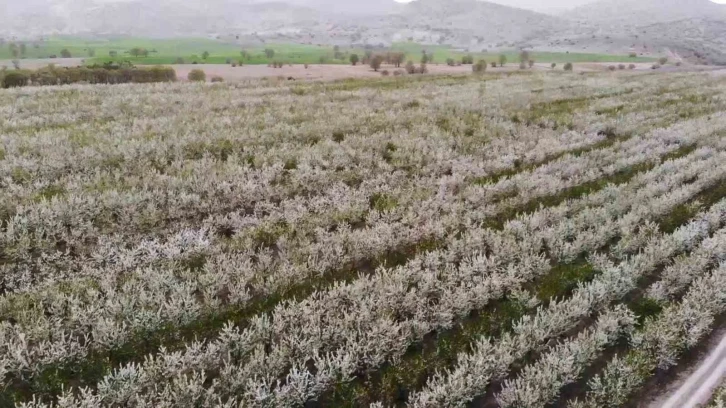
[660,334,726,408]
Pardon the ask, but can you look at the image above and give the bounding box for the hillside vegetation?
[2,0,726,64]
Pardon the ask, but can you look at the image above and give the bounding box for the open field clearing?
[1,70,726,407]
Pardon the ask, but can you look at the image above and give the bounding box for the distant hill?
[552,0,726,64]
[0,0,564,49]
[0,0,321,36]
[564,0,726,26]
[394,0,563,48]
[1,0,726,65]
[284,0,400,15]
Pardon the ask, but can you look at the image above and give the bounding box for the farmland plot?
[1,71,726,407]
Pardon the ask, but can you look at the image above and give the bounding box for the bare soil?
[4,59,724,82]
[173,62,714,82]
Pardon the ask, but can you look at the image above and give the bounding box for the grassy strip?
[0,142,699,404]
[0,236,441,404]
[484,144,698,231]
[470,86,722,189]
[312,146,711,407]
[314,258,599,407]
[472,133,629,187]
[524,176,726,407]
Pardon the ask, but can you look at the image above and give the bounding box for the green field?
[0,36,657,66]
[389,42,657,64]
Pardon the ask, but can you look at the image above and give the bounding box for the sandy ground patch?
[173,63,473,82]
[2,58,724,82]
[174,62,725,82]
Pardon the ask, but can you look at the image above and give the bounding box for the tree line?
[1,64,176,88]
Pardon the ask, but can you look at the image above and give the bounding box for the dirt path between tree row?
[649,327,726,408]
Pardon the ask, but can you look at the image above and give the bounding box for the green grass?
[390,42,657,64]
[0,36,656,67]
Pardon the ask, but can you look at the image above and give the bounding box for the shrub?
[472,59,487,74]
[551,63,556,69]
[629,52,637,58]
[461,55,474,65]
[370,55,383,72]
[418,63,428,74]
[405,60,416,74]
[519,61,527,70]
[60,49,72,58]
[350,54,359,66]
[528,60,535,68]
[618,64,626,70]
[188,69,206,82]
[499,54,507,67]
[130,47,149,58]
[2,70,30,88]
[651,64,661,70]
[564,62,573,71]
[658,57,668,65]
[225,58,232,64]
[629,64,636,69]
[491,61,497,68]
[393,70,403,76]
[304,64,309,69]
[381,70,390,76]
[388,52,406,68]
[231,63,237,67]
[608,65,616,71]
[676,61,682,67]
[446,58,456,67]
[211,76,224,83]
[519,50,530,65]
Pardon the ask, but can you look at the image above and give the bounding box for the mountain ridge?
[564,0,726,25]
[1,0,725,64]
